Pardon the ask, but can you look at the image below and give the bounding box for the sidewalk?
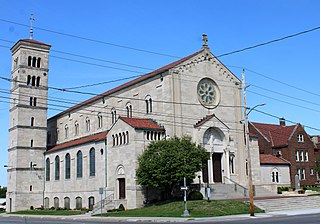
[2,208,320,223]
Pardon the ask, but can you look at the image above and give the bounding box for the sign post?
[181,177,190,216]
[99,188,104,216]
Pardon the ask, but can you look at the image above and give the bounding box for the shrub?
[277,186,289,194]
[188,191,203,200]
[118,204,125,211]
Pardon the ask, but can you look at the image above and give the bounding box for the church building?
[7,35,257,212]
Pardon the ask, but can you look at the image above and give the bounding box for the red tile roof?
[250,122,297,147]
[260,154,290,165]
[46,131,107,153]
[48,49,204,121]
[120,116,165,131]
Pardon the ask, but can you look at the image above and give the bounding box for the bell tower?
[7,39,51,212]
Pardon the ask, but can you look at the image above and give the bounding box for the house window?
[297,168,301,180]
[298,134,304,142]
[46,158,50,181]
[296,151,299,161]
[145,95,152,114]
[77,151,83,178]
[98,113,103,129]
[310,168,314,176]
[89,148,95,177]
[305,152,309,162]
[65,153,70,179]
[300,151,304,162]
[55,156,60,180]
[86,117,90,132]
[301,168,306,180]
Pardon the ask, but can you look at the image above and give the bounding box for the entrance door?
[118,178,126,199]
[212,153,222,182]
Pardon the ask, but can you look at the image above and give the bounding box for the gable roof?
[260,154,290,165]
[250,122,297,147]
[119,116,165,131]
[194,114,229,129]
[46,131,107,153]
[49,49,205,121]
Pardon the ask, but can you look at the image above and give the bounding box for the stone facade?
[7,38,257,211]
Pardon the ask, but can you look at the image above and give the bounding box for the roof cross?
[29,14,35,40]
[202,34,209,49]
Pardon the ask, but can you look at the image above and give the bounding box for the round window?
[197,78,220,108]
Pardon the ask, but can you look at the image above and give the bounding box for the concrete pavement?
[2,208,320,223]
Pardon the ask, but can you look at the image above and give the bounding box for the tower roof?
[11,39,51,53]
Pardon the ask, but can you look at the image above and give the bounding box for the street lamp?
[244,103,266,217]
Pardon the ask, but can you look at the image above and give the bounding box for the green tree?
[136,136,209,198]
[0,186,7,198]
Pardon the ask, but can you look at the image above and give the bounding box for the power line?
[0,18,181,59]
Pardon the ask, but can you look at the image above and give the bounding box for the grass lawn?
[10,209,84,216]
[102,200,264,217]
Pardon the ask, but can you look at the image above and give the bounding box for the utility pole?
[242,69,255,217]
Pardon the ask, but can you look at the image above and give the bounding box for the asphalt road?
[1,213,320,224]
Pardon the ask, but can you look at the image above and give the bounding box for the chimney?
[279,118,286,126]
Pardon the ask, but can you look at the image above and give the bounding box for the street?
[1,213,320,224]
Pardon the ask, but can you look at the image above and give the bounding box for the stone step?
[254,196,320,212]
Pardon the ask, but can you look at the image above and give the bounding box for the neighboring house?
[249,119,317,187]
[7,36,251,212]
[260,154,291,186]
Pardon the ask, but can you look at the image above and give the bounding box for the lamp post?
[242,69,266,217]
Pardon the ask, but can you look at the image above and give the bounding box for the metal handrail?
[223,176,248,196]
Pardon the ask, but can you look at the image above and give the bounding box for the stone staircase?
[254,196,320,212]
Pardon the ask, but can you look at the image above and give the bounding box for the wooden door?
[212,153,222,182]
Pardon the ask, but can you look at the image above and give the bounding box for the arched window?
[46,158,50,181]
[30,117,34,127]
[32,57,36,67]
[229,154,235,174]
[126,131,129,144]
[30,139,34,147]
[111,108,117,124]
[33,97,37,106]
[88,196,95,210]
[86,117,90,132]
[112,135,115,146]
[64,197,70,209]
[55,156,60,180]
[65,125,69,139]
[31,76,36,86]
[37,57,41,68]
[76,197,82,210]
[36,76,40,87]
[54,197,59,209]
[126,103,132,118]
[119,133,122,145]
[28,56,32,66]
[115,134,118,146]
[27,75,31,85]
[65,153,70,179]
[77,151,83,178]
[89,148,95,176]
[30,97,33,106]
[44,197,49,209]
[74,121,79,136]
[271,168,279,183]
[98,113,103,129]
[122,132,126,144]
[145,95,152,114]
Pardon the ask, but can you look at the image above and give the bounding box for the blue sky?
[0,0,320,186]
